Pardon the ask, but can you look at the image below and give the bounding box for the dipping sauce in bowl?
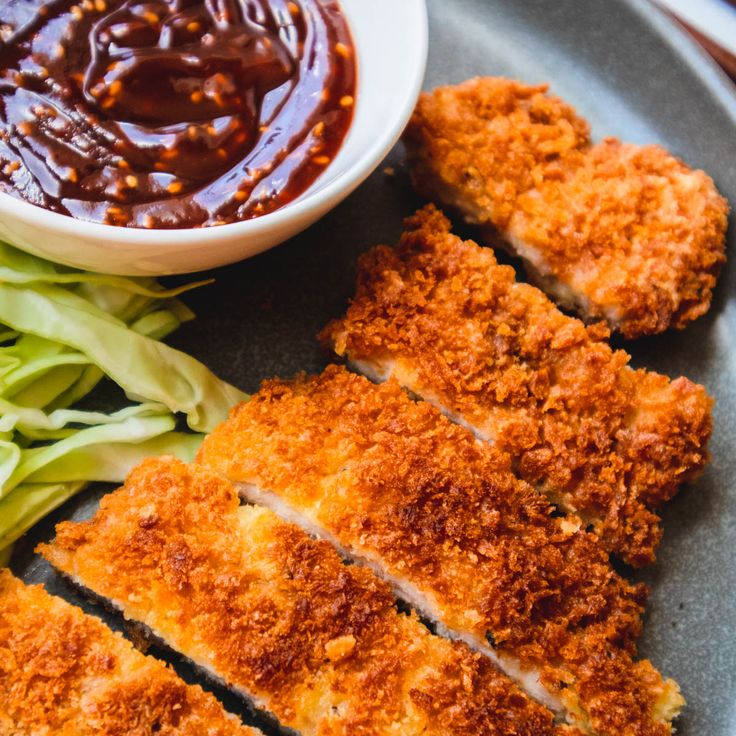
[0,0,356,228]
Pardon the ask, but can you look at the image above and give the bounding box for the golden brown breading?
[197,366,684,736]
[0,569,257,736]
[39,457,565,736]
[322,206,713,566]
[403,77,729,337]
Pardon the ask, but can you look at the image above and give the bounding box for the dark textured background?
[11,1,736,733]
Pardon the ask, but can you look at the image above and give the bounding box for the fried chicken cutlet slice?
[0,569,259,736]
[322,206,713,566]
[403,77,729,337]
[40,457,566,736]
[197,366,684,736]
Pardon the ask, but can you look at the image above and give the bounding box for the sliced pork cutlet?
[0,569,260,736]
[197,366,685,736]
[39,457,567,736]
[403,77,728,338]
[322,205,713,567]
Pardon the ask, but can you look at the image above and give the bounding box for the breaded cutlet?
[197,366,684,736]
[0,569,258,736]
[403,77,729,338]
[40,457,568,736]
[322,206,713,566]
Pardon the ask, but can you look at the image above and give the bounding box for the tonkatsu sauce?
[0,0,356,228]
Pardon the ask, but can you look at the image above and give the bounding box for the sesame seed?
[101,96,116,109]
[66,168,78,183]
[117,159,130,169]
[109,80,122,96]
[154,162,167,171]
[235,190,248,202]
[235,132,247,144]
[187,125,198,140]
[335,42,350,58]
[162,149,178,160]
[54,43,66,59]
[142,11,159,24]
[190,90,204,103]
[312,155,330,166]
[288,2,299,14]
[125,175,138,188]
[207,125,217,136]
[216,148,227,160]
[320,89,330,102]
[313,121,325,136]
[143,215,155,228]
[94,0,107,11]
[187,21,201,33]
[167,180,183,194]
[82,0,93,10]
[71,5,84,19]
[340,95,354,108]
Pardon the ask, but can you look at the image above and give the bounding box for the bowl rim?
[0,0,429,248]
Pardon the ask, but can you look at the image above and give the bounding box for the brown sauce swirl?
[0,0,356,228]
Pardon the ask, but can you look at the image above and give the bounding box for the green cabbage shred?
[0,242,246,559]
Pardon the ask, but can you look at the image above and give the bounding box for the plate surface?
[10,1,736,734]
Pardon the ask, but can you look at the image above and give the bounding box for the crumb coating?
[323,205,713,566]
[0,569,258,736]
[197,366,684,736]
[39,457,563,736]
[404,77,729,337]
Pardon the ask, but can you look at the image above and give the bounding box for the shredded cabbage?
[0,242,246,558]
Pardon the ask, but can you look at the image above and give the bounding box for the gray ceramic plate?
[10,0,736,734]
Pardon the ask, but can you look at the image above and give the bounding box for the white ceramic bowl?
[0,0,428,275]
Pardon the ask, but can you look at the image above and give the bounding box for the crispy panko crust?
[197,366,684,736]
[39,458,563,736]
[322,206,713,566]
[0,569,257,736]
[403,77,729,337]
